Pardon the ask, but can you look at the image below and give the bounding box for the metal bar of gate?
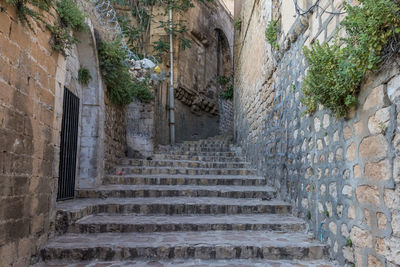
[57,88,80,201]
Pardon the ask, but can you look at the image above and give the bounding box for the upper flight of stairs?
[40,135,336,266]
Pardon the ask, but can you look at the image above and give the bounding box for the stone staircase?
[40,135,336,266]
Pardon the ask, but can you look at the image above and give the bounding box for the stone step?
[77,185,276,199]
[41,259,338,267]
[119,158,251,169]
[113,166,257,176]
[164,151,238,157]
[153,154,246,162]
[163,143,233,149]
[168,147,234,153]
[70,214,305,234]
[177,143,233,148]
[182,140,233,146]
[41,231,329,261]
[104,174,265,186]
[55,198,292,229]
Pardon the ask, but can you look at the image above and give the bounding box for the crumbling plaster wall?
[234,0,400,266]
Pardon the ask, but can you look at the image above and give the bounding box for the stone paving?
[41,136,334,265]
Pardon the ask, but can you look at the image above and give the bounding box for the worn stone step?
[164,143,234,150]
[77,185,276,199]
[165,151,238,157]
[113,166,257,176]
[41,231,329,261]
[183,140,232,146]
[70,214,305,234]
[168,147,233,153]
[119,158,251,169]
[55,198,292,231]
[104,174,265,186]
[182,139,233,146]
[41,259,338,267]
[177,143,233,148]
[153,154,246,162]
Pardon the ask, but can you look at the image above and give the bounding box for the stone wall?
[0,2,60,265]
[104,96,126,173]
[234,0,400,266]
[219,98,234,135]
[126,99,154,159]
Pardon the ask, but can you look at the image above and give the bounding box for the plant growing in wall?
[306,210,311,220]
[217,75,233,101]
[98,39,154,105]
[265,19,279,50]
[234,16,242,31]
[220,84,233,101]
[48,0,88,56]
[217,75,231,86]
[324,210,329,218]
[302,0,400,118]
[78,66,92,86]
[345,238,353,247]
[4,0,54,31]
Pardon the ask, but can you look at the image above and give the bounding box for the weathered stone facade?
[0,1,126,264]
[0,2,60,265]
[150,1,235,143]
[234,0,400,266]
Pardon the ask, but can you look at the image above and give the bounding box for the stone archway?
[74,20,105,189]
[216,28,233,78]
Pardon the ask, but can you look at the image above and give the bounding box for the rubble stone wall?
[234,0,400,266]
[104,97,126,172]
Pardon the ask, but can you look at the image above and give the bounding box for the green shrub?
[302,0,400,118]
[78,66,92,86]
[47,24,79,56]
[48,0,88,56]
[324,210,330,217]
[306,211,311,220]
[220,84,233,101]
[234,17,242,31]
[5,0,54,31]
[346,238,353,247]
[265,19,279,50]
[98,40,154,105]
[217,76,230,86]
[133,78,155,103]
[56,0,87,32]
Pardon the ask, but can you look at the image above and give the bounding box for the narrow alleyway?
[40,136,335,266]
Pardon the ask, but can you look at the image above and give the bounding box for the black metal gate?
[57,88,80,200]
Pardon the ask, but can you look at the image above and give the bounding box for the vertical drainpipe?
[169,6,175,145]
